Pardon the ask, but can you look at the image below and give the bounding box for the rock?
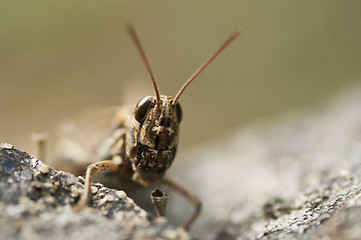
[168,87,361,239]
[0,144,189,240]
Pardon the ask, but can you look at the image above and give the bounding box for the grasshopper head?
[127,95,182,185]
[134,95,182,150]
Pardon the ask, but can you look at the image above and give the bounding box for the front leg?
[162,177,202,230]
[73,160,120,212]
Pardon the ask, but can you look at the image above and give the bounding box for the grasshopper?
[73,23,241,230]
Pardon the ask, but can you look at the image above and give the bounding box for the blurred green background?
[1,1,361,155]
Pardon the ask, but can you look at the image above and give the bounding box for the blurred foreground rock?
[169,87,361,239]
[0,143,188,240]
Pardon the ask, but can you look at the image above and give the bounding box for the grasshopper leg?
[32,131,48,162]
[162,177,202,230]
[73,160,119,212]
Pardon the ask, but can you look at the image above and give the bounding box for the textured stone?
[169,87,361,239]
[0,144,189,240]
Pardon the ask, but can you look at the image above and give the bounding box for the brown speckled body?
[125,95,180,185]
[95,95,180,186]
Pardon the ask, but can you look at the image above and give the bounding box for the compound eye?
[175,102,182,123]
[134,96,154,122]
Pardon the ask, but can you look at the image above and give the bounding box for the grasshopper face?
[126,95,182,185]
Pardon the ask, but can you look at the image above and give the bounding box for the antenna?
[172,28,242,106]
[126,23,161,105]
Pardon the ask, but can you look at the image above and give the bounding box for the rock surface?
[168,87,361,239]
[0,143,189,240]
